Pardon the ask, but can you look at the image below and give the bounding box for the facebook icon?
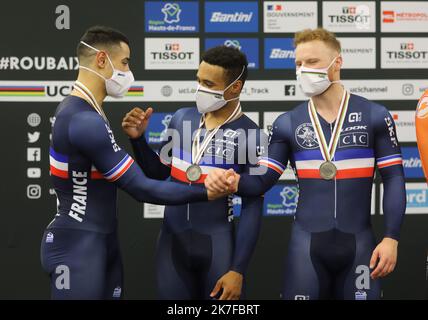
[285,85,296,96]
[27,148,41,162]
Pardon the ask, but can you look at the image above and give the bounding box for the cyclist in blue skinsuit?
[40,26,226,300]
[122,46,266,300]
[205,28,406,300]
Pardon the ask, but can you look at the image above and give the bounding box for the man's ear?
[334,55,343,71]
[95,51,108,69]
[231,79,243,94]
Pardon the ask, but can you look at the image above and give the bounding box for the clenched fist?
[122,107,153,139]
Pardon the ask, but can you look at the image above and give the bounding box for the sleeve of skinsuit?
[373,105,406,241]
[416,90,428,182]
[230,195,264,275]
[236,113,292,197]
[129,113,175,180]
[230,129,266,274]
[69,111,208,204]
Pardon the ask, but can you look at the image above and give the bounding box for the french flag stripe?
[377,157,402,169]
[295,158,374,170]
[297,167,374,179]
[258,159,285,175]
[104,155,134,182]
[259,157,286,170]
[91,165,104,180]
[49,147,68,162]
[171,166,207,184]
[377,154,402,162]
[50,165,68,179]
[49,148,68,178]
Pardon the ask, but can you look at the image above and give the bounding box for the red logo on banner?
[383,10,395,23]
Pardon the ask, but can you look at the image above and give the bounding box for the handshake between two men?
[121,107,242,201]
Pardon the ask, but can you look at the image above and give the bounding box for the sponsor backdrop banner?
[0,0,427,300]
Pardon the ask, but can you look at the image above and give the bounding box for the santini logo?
[210,12,253,23]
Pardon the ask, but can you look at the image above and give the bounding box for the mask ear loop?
[224,65,246,91]
[79,41,115,79]
[298,55,340,73]
[222,65,246,104]
[328,56,341,85]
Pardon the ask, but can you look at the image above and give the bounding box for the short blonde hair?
[294,28,341,53]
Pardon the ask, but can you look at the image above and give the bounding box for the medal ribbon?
[308,90,350,162]
[74,81,109,124]
[192,103,242,165]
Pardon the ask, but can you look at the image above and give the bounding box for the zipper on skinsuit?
[187,183,191,221]
[330,122,338,222]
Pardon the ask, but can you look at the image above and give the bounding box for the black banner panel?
[0,0,427,300]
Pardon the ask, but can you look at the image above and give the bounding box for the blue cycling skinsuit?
[130,106,266,299]
[236,92,406,300]
[40,95,209,299]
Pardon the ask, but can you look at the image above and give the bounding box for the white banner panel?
[322,1,376,33]
[263,1,317,33]
[381,1,428,32]
[1,80,427,102]
[338,37,376,69]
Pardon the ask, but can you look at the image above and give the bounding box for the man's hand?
[121,107,153,139]
[205,168,240,194]
[207,169,240,200]
[210,271,243,300]
[370,237,398,279]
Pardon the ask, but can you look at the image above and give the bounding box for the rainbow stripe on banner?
[126,86,144,96]
[0,86,45,96]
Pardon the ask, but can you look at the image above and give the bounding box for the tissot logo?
[386,43,427,60]
[400,42,414,50]
[323,2,375,32]
[328,5,369,24]
[145,38,199,70]
[342,6,356,15]
[382,38,428,68]
[165,43,180,51]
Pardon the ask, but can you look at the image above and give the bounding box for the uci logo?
[46,85,73,97]
[295,123,319,149]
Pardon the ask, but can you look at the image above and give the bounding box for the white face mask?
[79,41,135,98]
[195,66,245,114]
[296,57,340,97]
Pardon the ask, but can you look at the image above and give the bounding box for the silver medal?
[186,164,202,182]
[319,161,337,180]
